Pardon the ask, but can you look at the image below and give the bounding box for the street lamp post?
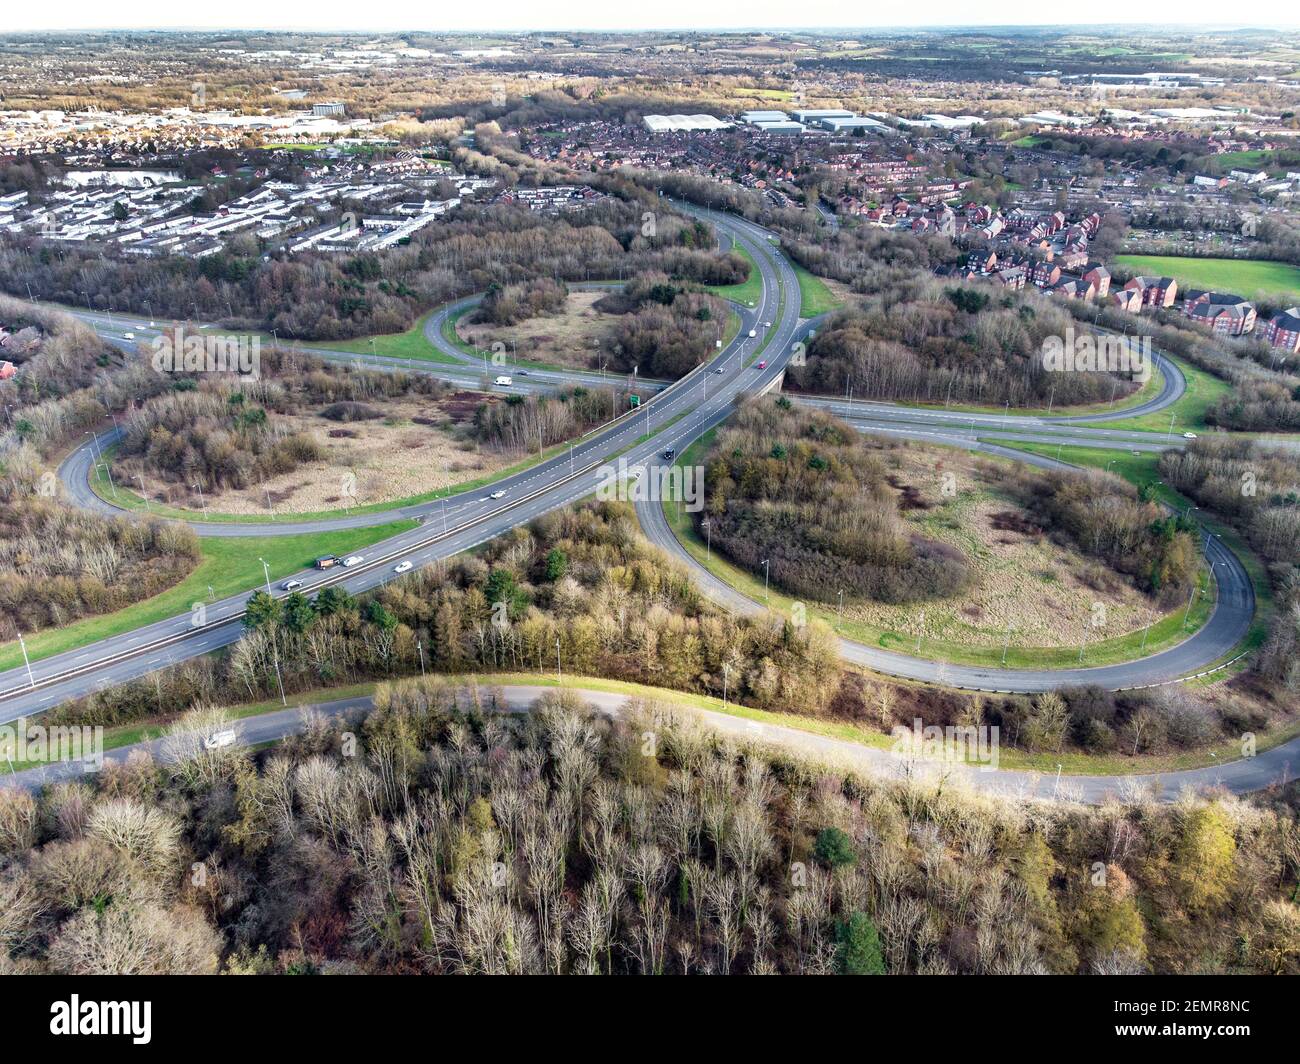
[761,559,769,601]
[16,631,35,689]
[259,557,272,594]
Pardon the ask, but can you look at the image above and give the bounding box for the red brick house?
[1263,307,1300,352]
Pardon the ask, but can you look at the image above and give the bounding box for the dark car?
[662,448,675,460]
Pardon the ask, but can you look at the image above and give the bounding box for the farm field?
[1113,255,1300,303]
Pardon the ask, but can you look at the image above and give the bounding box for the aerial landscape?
[0,5,1298,1020]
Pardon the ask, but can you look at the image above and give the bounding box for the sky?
[3,2,1296,34]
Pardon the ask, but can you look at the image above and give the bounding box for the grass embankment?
[791,263,841,317]
[1089,356,1232,434]
[660,432,1214,671]
[1113,255,1300,304]
[1000,442,1273,668]
[0,523,415,673]
[704,244,764,307]
[309,309,460,365]
[12,671,1298,780]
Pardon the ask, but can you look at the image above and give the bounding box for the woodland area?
[472,385,632,453]
[699,400,972,605]
[0,299,203,633]
[787,278,1144,409]
[2,684,1298,974]
[1160,437,1300,691]
[0,196,747,342]
[0,502,200,638]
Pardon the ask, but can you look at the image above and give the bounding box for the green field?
[1088,354,1232,433]
[311,309,460,365]
[705,244,763,307]
[792,263,841,317]
[1113,255,1300,304]
[0,521,415,673]
[1206,150,1279,173]
[660,432,1214,671]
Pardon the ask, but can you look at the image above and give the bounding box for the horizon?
[3,7,1298,34]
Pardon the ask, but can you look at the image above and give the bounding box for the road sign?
[629,395,640,407]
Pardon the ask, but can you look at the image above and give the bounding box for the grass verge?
[11,671,1296,780]
[0,522,415,673]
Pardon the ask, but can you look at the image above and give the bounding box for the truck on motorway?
[494,375,513,386]
[313,555,338,570]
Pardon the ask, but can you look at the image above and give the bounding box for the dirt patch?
[457,290,621,371]
[120,393,516,516]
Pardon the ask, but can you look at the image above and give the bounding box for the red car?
[756,360,766,369]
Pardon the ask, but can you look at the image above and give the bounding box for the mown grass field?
[705,244,763,307]
[792,263,841,317]
[310,309,460,364]
[1088,355,1232,433]
[0,522,415,673]
[1113,255,1300,303]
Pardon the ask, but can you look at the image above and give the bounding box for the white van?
[204,729,238,751]
[494,375,513,386]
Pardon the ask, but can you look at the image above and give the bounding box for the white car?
[747,329,757,338]
[203,729,238,751]
[763,321,772,328]
[281,579,303,592]
[489,489,507,500]
[1182,432,1198,440]
[393,560,413,574]
[494,375,513,386]
[341,555,364,568]
[122,331,136,340]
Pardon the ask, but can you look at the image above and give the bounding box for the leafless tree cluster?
[702,398,971,604]
[4,682,1298,974]
[0,499,200,636]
